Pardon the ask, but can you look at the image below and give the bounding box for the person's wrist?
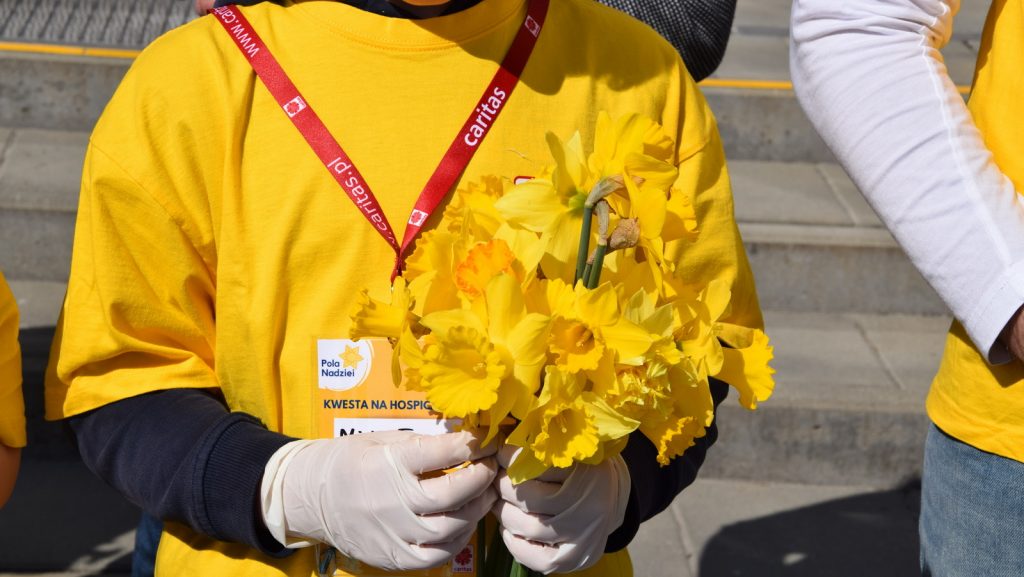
[261,439,322,548]
[1000,304,1024,362]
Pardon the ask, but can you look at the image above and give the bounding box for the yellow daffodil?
[348,116,777,492]
[544,280,653,376]
[349,276,416,340]
[640,359,715,465]
[454,239,518,300]
[715,329,775,409]
[404,229,463,316]
[676,278,731,376]
[496,113,679,284]
[506,367,639,483]
[440,175,509,238]
[349,276,418,384]
[415,274,550,442]
[419,323,505,418]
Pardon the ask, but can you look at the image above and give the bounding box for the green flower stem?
[586,242,607,289]
[575,203,594,285]
[484,524,542,577]
[485,522,511,576]
[511,561,543,577]
[478,518,487,566]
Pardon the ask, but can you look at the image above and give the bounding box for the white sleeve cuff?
[260,439,321,549]
[963,262,1024,365]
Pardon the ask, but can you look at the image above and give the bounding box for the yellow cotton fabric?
[0,272,25,450]
[929,0,1024,463]
[47,0,760,574]
[0,271,25,448]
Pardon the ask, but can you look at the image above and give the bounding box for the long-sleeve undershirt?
[791,0,1024,363]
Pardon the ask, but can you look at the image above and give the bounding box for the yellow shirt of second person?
[0,271,26,508]
[928,0,1024,464]
[47,0,762,575]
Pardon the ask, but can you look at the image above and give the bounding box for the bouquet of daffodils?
[350,112,774,575]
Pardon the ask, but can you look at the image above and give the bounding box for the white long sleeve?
[791,0,1024,364]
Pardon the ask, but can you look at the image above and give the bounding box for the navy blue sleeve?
[605,377,729,552]
[68,389,295,556]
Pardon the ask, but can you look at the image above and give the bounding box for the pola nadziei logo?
[317,339,374,391]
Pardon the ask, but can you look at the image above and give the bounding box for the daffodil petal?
[484,382,517,445]
[602,318,654,364]
[582,392,640,441]
[494,224,545,278]
[507,446,550,485]
[510,361,544,419]
[485,273,525,347]
[625,151,678,195]
[575,282,619,327]
[626,174,668,240]
[494,179,564,233]
[539,212,583,283]
[716,330,775,409]
[547,131,587,197]
[506,313,552,366]
[705,279,732,325]
[545,279,576,318]
[420,309,485,338]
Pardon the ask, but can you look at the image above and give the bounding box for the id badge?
[313,338,479,577]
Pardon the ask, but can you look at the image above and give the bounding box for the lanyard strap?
[212,0,548,280]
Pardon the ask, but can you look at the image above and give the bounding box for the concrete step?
[707,309,946,487]
[730,160,945,316]
[0,126,947,315]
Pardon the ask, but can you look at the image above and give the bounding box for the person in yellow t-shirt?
[793,0,1024,574]
[0,271,26,509]
[47,0,761,575]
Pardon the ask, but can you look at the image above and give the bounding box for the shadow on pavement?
[0,326,139,573]
[699,481,921,576]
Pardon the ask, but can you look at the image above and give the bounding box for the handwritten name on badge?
[317,339,374,391]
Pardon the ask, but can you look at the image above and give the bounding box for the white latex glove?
[261,430,498,571]
[492,445,631,574]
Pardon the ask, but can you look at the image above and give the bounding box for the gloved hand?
[492,445,631,574]
[261,430,498,571]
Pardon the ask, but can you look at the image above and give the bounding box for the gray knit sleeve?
[597,0,736,81]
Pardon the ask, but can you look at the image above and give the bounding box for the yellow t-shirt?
[928,0,1024,462]
[47,0,760,575]
[0,271,25,448]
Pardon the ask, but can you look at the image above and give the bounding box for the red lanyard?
[212,0,548,280]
